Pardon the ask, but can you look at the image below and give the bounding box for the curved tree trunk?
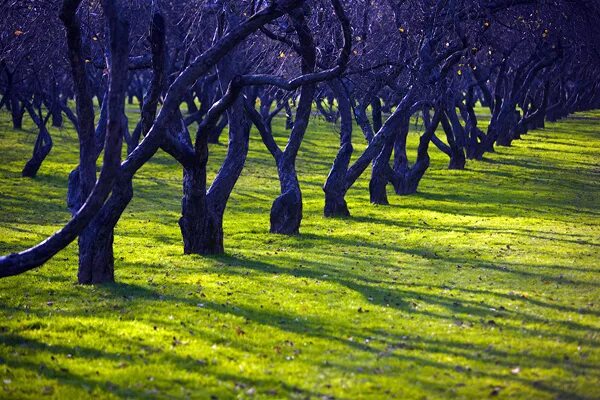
[271,156,302,234]
[201,98,251,252]
[75,0,129,284]
[22,131,53,178]
[390,109,442,195]
[268,11,316,234]
[324,143,352,217]
[444,107,466,169]
[370,111,410,204]
[323,81,353,217]
[22,103,53,178]
[369,138,394,205]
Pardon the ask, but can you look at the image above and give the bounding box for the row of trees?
[0,0,599,283]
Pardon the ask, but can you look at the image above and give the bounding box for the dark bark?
[269,11,316,235]
[203,95,251,250]
[459,96,484,160]
[184,92,199,115]
[177,80,244,255]
[270,156,303,234]
[22,102,53,178]
[178,30,253,253]
[49,85,64,128]
[77,0,129,284]
[51,105,63,128]
[495,108,519,147]
[369,134,395,205]
[353,97,375,143]
[61,0,103,284]
[10,97,24,130]
[79,12,167,283]
[323,80,353,217]
[316,96,339,123]
[370,106,412,204]
[179,155,209,253]
[323,143,352,217]
[372,97,382,132]
[337,87,417,205]
[448,144,466,170]
[390,108,442,195]
[441,110,466,170]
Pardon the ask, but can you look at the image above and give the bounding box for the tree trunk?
[324,192,350,217]
[392,170,425,195]
[270,156,302,234]
[323,143,352,217]
[370,138,394,205]
[22,104,53,178]
[179,158,210,253]
[372,98,382,132]
[391,109,441,195]
[448,149,466,170]
[77,178,133,284]
[10,97,24,130]
[77,220,114,284]
[179,132,226,255]
[495,124,513,146]
[371,111,411,204]
[268,11,315,234]
[323,81,353,218]
[49,92,64,128]
[51,107,63,128]
[444,107,466,170]
[22,126,53,178]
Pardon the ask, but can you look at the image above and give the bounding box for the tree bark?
[268,11,316,234]
[10,97,24,130]
[323,80,353,217]
[390,108,442,195]
[369,137,394,204]
[22,103,53,178]
[271,155,303,234]
[179,152,209,253]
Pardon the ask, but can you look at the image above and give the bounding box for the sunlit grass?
[0,108,599,399]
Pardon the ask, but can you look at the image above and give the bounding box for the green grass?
[0,107,599,399]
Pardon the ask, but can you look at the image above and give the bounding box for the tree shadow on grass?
[2,262,597,399]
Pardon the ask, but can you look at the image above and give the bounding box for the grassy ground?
[0,107,599,400]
